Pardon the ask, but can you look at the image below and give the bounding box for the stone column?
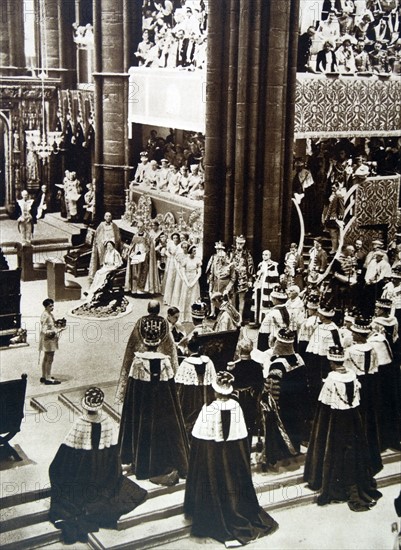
[204,0,300,261]
[0,0,25,75]
[93,0,138,220]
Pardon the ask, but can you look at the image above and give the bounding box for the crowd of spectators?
[293,136,401,236]
[135,1,208,69]
[298,0,401,74]
[129,129,205,200]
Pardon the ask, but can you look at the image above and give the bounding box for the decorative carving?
[295,76,401,137]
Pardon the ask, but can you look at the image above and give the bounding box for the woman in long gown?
[118,318,189,484]
[49,387,147,544]
[184,371,278,545]
[178,245,202,322]
[162,232,180,305]
[169,240,189,309]
[304,346,382,512]
[85,241,122,303]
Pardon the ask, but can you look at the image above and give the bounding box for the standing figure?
[178,245,202,322]
[229,235,255,323]
[16,190,34,245]
[227,339,264,449]
[82,181,95,226]
[115,300,179,402]
[64,171,82,222]
[304,346,382,512]
[26,142,39,184]
[32,185,49,224]
[39,298,65,385]
[162,232,180,305]
[118,318,189,484]
[344,318,383,475]
[175,335,216,438]
[284,243,304,290]
[88,212,122,282]
[184,371,278,545]
[206,241,235,313]
[261,329,307,467]
[49,387,147,544]
[323,183,345,254]
[252,250,280,324]
[124,220,160,295]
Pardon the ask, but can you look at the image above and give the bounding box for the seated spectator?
[135,30,154,65]
[157,158,170,191]
[178,165,190,195]
[369,40,392,72]
[316,40,338,72]
[354,37,372,70]
[336,37,357,72]
[167,164,181,194]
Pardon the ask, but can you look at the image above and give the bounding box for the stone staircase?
[1,383,400,550]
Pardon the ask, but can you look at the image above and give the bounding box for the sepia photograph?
[0,0,400,548]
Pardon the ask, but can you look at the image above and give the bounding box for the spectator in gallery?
[369,41,392,72]
[133,151,151,185]
[316,40,338,72]
[178,165,190,195]
[336,37,357,73]
[145,160,160,188]
[354,38,372,70]
[318,11,341,44]
[297,25,316,71]
[157,158,170,191]
[167,164,181,194]
[354,12,374,40]
[135,30,154,65]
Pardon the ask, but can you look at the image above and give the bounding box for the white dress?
[86,249,122,302]
[162,240,179,305]
[178,256,202,322]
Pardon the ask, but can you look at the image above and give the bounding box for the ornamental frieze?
[295,75,401,138]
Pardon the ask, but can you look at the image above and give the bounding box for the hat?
[307,271,320,284]
[150,160,158,166]
[392,266,401,279]
[374,249,386,258]
[343,312,355,323]
[354,165,370,177]
[327,346,345,362]
[375,298,392,310]
[235,235,246,244]
[214,241,225,250]
[82,387,104,411]
[307,295,320,309]
[140,151,148,157]
[276,328,296,344]
[350,317,372,334]
[212,371,234,395]
[372,239,384,246]
[161,158,168,163]
[191,300,208,319]
[318,305,335,317]
[139,316,167,346]
[271,286,288,301]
